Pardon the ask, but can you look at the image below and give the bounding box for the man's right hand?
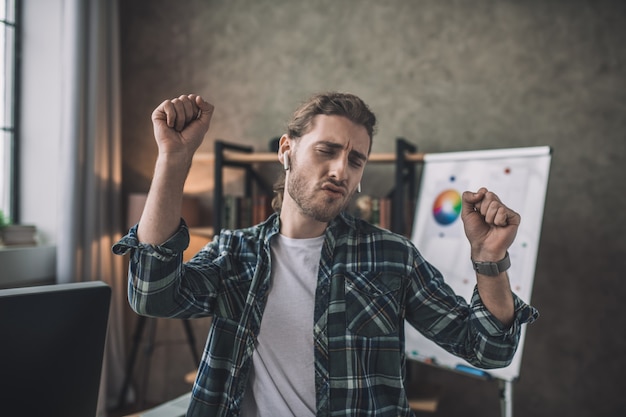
[151,94,214,158]
[137,94,214,245]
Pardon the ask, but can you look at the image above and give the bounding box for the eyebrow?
[319,141,368,163]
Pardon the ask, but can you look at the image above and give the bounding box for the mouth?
[320,182,347,197]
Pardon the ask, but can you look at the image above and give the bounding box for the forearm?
[137,153,192,244]
[476,273,515,327]
[461,188,520,326]
[137,94,213,244]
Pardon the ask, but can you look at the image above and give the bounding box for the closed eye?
[349,150,367,168]
[349,158,363,168]
[315,142,367,168]
[316,145,340,158]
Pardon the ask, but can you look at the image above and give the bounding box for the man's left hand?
[461,187,521,261]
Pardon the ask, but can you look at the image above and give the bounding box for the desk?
[128,392,191,417]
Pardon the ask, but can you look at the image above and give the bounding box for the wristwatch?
[471,252,511,276]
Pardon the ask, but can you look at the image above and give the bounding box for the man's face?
[286,115,370,223]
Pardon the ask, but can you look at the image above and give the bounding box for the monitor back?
[0,281,111,417]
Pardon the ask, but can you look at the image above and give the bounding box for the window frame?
[0,0,20,224]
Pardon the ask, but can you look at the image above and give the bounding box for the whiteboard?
[406,146,552,382]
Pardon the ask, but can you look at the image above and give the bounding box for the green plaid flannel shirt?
[113,212,537,417]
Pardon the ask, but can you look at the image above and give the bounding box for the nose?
[328,155,349,182]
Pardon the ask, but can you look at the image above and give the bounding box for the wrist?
[155,152,193,179]
[156,150,194,167]
[471,251,511,276]
[152,155,193,193]
[470,246,507,263]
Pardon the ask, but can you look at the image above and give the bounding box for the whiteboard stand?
[499,379,513,417]
[405,145,552,417]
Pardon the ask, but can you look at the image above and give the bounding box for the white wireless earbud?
[283,151,290,170]
[357,183,362,193]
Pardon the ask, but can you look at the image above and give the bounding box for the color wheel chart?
[406,146,552,382]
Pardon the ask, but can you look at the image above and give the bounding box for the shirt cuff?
[470,286,540,338]
[111,219,190,259]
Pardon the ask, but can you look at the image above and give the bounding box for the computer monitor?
[0,281,111,417]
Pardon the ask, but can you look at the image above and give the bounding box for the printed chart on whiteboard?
[406,146,552,382]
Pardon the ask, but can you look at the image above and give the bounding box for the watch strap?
[472,251,511,276]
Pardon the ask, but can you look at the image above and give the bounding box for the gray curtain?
[56,0,126,414]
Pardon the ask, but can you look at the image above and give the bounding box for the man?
[113,92,538,417]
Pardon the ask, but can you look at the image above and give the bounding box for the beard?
[287,158,354,223]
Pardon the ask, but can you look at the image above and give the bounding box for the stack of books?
[222,195,274,230]
[1,225,37,246]
[353,195,392,230]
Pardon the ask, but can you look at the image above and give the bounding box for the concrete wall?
[119,1,626,415]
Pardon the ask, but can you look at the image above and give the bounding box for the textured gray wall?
[120,1,626,415]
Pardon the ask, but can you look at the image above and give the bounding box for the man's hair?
[287,91,377,146]
[272,92,377,212]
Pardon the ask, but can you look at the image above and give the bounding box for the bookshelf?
[213,138,424,235]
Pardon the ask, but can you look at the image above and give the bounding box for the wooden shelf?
[195,151,425,164]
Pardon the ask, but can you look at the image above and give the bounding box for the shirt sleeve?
[469,285,539,337]
[405,255,539,369]
[112,220,190,257]
[463,285,539,368]
[112,220,218,319]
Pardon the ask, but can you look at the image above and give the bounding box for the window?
[0,0,17,222]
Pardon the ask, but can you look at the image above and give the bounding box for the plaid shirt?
[113,212,538,417]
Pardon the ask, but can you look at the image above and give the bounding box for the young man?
[113,92,538,417]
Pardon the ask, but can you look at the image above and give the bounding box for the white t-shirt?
[241,233,324,417]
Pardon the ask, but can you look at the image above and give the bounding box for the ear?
[278,134,292,167]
